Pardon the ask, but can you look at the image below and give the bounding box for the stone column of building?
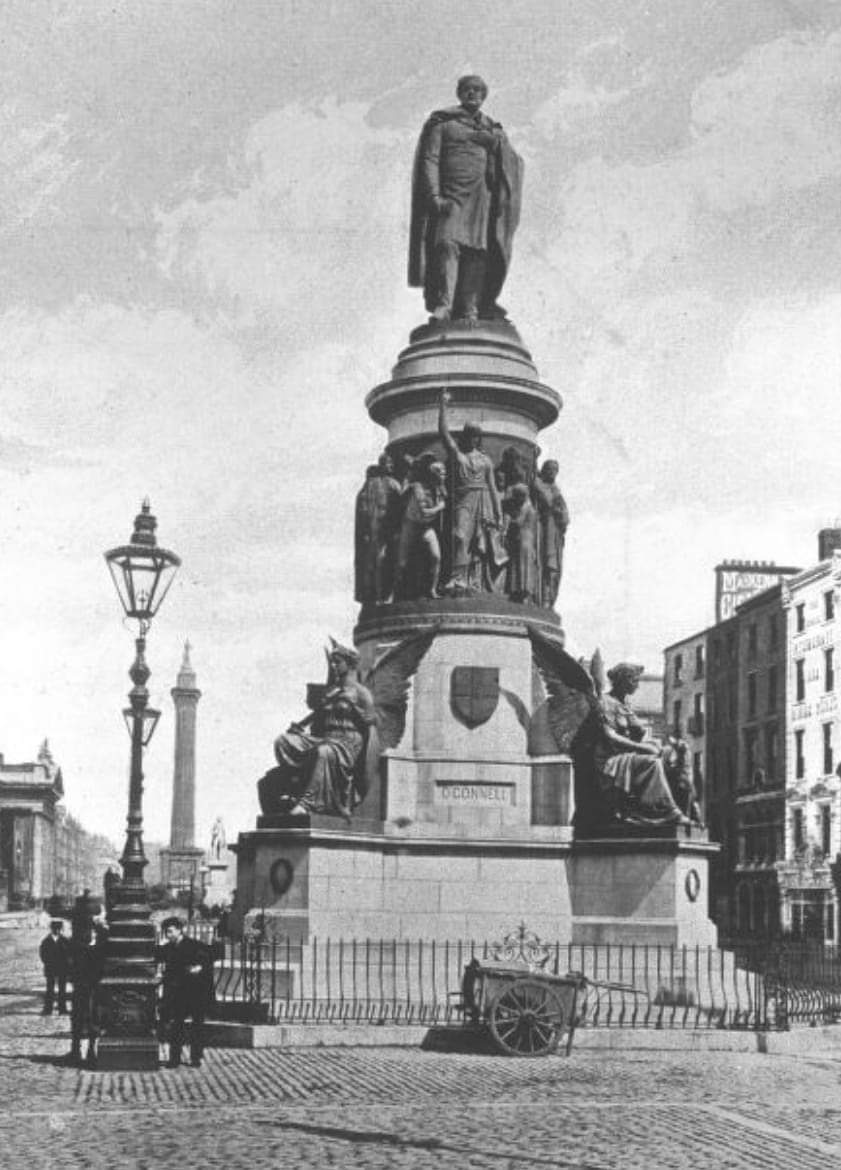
[159,642,204,889]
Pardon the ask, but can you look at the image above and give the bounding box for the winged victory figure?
[257,630,437,821]
[527,627,691,832]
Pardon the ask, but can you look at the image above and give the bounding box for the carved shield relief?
[451,666,500,729]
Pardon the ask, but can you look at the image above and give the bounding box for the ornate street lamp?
[97,499,181,1071]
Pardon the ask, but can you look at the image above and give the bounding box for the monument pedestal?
[235,320,720,953]
[569,830,719,947]
[233,820,717,949]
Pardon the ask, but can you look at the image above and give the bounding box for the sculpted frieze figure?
[408,75,523,323]
[393,456,447,600]
[502,483,539,603]
[532,459,569,610]
[528,628,692,833]
[354,452,403,604]
[258,632,436,821]
[438,389,504,595]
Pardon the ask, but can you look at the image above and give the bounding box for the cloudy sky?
[3,0,841,850]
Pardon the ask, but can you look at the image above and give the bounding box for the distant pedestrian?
[155,916,214,1068]
[39,919,70,1015]
[68,896,108,1068]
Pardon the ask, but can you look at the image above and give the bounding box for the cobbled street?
[3,926,841,1168]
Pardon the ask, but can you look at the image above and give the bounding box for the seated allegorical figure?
[592,663,691,828]
[527,629,691,832]
[257,631,438,822]
[259,641,377,821]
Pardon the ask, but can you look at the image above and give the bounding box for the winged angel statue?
[257,632,436,821]
[527,628,692,832]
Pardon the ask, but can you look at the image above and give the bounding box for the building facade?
[777,548,841,942]
[0,741,119,911]
[731,586,787,938]
[664,564,797,937]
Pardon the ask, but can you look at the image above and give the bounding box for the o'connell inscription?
[436,781,515,806]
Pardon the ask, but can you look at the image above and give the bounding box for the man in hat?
[39,918,70,1015]
[155,916,214,1068]
[68,893,108,1067]
[408,74,523,323]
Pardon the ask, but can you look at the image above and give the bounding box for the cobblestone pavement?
[3,926,841,1168]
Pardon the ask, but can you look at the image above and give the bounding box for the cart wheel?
[488,979,565,1057]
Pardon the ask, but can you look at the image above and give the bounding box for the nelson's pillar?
[235,75,717,948]
[160,642,204,890]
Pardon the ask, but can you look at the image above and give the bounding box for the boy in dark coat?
[68,897,108,1067]
[155,916,214,1068]
[39,919,70,1015]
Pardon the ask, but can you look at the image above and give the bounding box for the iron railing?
[197,934,841,1031]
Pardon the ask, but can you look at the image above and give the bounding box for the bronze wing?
[528,626,597,753]
[364,628,438,751]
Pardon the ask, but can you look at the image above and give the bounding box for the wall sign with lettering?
[435,781,516,806]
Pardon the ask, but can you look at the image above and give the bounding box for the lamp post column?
[122,635,151,892]
[98,500,180,1072]
[96,635,161,1071]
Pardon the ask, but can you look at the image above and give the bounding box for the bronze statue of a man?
[408,75,523,323]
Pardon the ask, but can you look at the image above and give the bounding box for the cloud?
[154,99,412,341]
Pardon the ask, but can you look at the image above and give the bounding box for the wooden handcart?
[455,958,586,1057]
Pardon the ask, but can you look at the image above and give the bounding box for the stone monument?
[202,816,232,907]
[233,75,718,949]
[159,642,204,892]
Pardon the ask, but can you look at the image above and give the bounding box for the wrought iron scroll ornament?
[488,922,551,970]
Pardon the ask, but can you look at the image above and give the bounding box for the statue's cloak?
[408,106,523,314]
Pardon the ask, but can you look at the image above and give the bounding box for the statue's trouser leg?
[433,240,460,313]
[458,248,487,318]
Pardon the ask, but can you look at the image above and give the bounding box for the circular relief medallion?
[269,858,294,897]
[685,868,701,903]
